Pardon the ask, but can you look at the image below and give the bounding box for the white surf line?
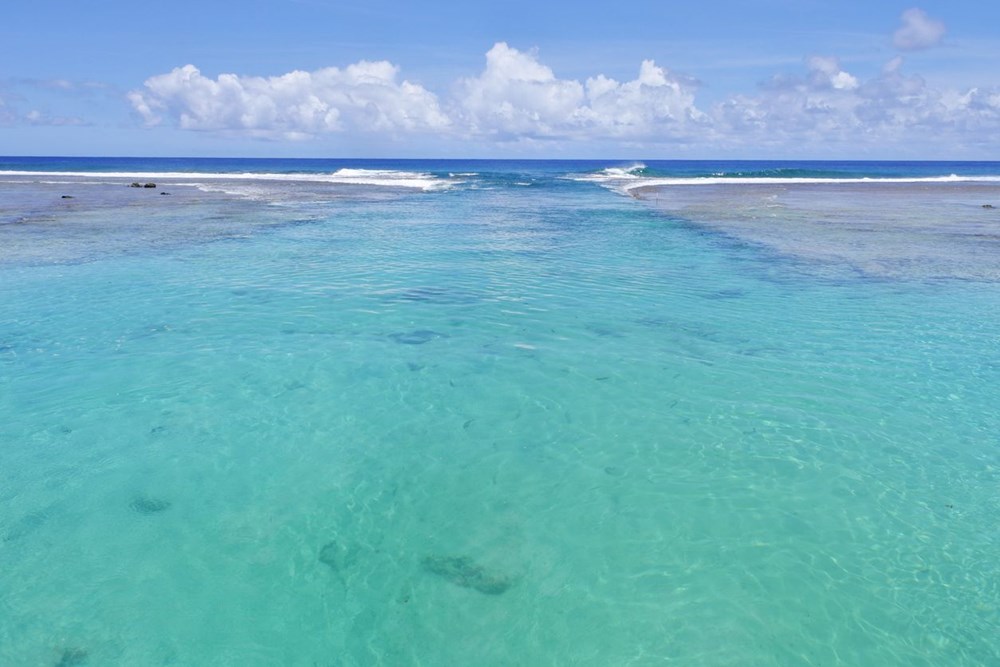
[0,168,455,191]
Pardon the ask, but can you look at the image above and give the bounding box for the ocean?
[1,157,998,665]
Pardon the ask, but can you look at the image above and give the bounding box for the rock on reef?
[129,495,171,515]
[421,555,514,595]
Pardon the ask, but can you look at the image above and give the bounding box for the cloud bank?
[713,54,1000,152]
[128,62,450,140]
[130,43,705,144]
[127,17,1000,156]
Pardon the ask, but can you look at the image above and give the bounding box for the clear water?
[1,160,999,665]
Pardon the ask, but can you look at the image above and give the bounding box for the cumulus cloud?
[806,56,859,91]
[893,8,946,51]
[453,43,586,137]
[124,41,1000,155]
[453,42,705,139]
[128,62,450,139]
[130,44,706,143]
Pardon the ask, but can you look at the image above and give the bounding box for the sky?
[2,0,1000,159]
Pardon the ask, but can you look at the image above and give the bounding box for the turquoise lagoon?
[1,159,998,665]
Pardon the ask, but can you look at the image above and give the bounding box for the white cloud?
[583,60,707,136]
[715,56,864,146]
[893,8,946,51]
[453,42,705,140]
[129,44,706,143]
[807,56,859,91]
[453,42,586,137]
[713,55,1000,153]
[124,42,1000,156]
[128,62,450,139]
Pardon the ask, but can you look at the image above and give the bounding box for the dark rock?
[318,541,346,569]
[389,330,447,345]
[129,182,142,188]
[129,496,171,515]
[983,204,995,209]
[160,192,170,195]
[61,195,74,199]
[319,540,362,586]
[143,183,157,188]
[55,647,88,667]
[421,555,514,595]
[586,325,622,337]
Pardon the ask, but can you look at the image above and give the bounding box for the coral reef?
[129,496,171,515]
[421,555,514,595]
[389,330,447,345]
[55,647,88,666]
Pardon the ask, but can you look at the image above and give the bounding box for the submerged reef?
[318,540,362,572]
[318,540,363,586]
[2,510,49,543]
[421,555,514,595]
[55,647,88,666]
[318,541,347,570]
[129,496,171,515]
[378,286,482,306]
[389,330,448,345]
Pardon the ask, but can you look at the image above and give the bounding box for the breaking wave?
[569,167,1000,195]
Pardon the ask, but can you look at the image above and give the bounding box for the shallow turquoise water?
[1,162,999,665]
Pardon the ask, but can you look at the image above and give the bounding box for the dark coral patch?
[421,555,514,595]
[129,496,171,515]
[55,647,89,667]
[389,330,447,345]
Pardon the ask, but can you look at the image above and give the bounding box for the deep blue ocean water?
[1,158,999,665]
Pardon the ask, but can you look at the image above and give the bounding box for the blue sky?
[2,1,999,158]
